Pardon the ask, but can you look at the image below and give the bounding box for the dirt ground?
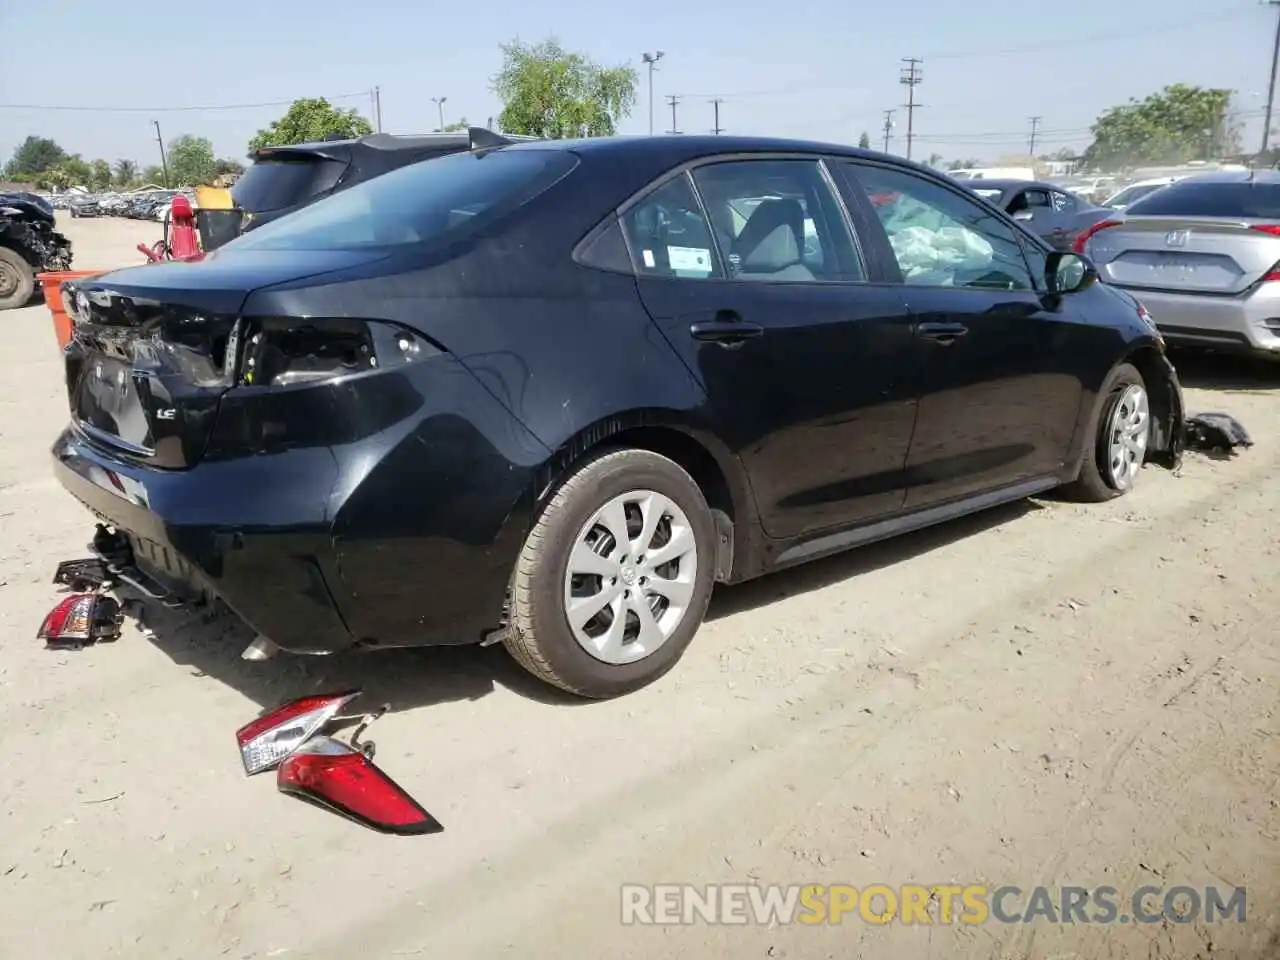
[0,216,1277,960]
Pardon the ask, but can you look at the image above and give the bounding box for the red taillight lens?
[37,593,123,648]
[235,691,361,775]
[1250,224,1280,236]
[277,736,443,835]
[1072,218,1122,254]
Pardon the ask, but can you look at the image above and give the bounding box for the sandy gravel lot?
[0,216,1277,960]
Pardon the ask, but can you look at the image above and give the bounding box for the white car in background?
[1103,176,1183,210]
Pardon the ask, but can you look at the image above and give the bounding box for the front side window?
[622,174,723,279]
[848,163,1036,291]
[691,159,864,282]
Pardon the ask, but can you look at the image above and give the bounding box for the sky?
[0,0,1275,171]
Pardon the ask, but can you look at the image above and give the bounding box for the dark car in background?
[53,136,1183,700]
[964,178,1112,251]
[1076,169,1280,357]
[233,128,526,233]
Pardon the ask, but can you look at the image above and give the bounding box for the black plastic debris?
[1183,412,1253,455]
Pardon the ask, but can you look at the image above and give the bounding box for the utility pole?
[667,95,681,134]
[711,98,724,134]
[432,96,447,132]
[372,87,383,133]
[152,119,169,188]
[1263,0,1280,153]
[882,109,895,153]
[642,51,665,135]
[899,57,923,161]
[1028,116,1041,157]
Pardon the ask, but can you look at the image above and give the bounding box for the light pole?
[432,97,448,132]
[642,51,664,135]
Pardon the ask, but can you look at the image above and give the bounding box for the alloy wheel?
[563,489,699,665]
[1105,384,1148,492]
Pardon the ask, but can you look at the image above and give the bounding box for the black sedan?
[52,136,1184,699]
[963,178,1111,250]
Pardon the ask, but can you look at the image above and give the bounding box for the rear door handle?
[917,321,968,344]
[689,319,765,347]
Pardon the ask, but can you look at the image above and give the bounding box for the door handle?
[689,319,765,347]
[916,321,968,344]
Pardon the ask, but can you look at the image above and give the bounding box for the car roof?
[1172,169,1280,185]
[501,134,917,167]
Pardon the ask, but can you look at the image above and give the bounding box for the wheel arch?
[528,410,757,583]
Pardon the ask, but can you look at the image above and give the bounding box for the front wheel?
[0,246,35,311]
[504,448,717,699]
[1063,362,1150,502]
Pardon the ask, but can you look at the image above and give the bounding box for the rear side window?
[226,150,578,252]
[232,156,347,213]
[623,174,724,279]
[1125,180,1280,218]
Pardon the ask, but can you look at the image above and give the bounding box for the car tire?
[0,246,35,311]
[504,447,717,699]
[1062,362,1150,503]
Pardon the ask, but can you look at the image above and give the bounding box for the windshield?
[226,149,579,252]
[1124,180,1280,218]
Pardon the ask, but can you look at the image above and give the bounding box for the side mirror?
[1012,209,1034,221]
[1045,251,1097,295]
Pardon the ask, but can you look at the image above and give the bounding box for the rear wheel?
[0,246,35,311]
[1063,362,1150,502]
[504,448,716,699]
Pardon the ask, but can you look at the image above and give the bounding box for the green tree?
[166,135,216,186]
[248,97,373,153]
[442,117,470,133]
[857,132,871,149]
[1084,84,1239,169]
[947,158,980,170]
[113,159,138,186]
[493,37,638,138]
[4,136,67,178]
[926,152,943,167]
[140,165,165,185]
[214,157,245,177]
[89,159,112,191]
[55,155,92,189]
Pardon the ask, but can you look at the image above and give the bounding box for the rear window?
[226,149,578,253]
[1125,180,1280,218]
[232,155,347,213]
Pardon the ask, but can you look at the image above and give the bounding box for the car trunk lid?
[1088,216,1280,295]
[65,249,388,469]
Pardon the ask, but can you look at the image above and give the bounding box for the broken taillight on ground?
[236,691,442,835]
[37,593,124,649]
[277,736,443,836]
[236,691,361,775]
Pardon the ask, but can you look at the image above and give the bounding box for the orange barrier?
[36,270,104,350]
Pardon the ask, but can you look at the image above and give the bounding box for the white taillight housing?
[235,691,360,775]
[37,593,123,648]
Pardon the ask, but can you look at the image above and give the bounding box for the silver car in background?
[1076,170,1280,357]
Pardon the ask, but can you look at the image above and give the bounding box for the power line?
[900,58,923,161]
[1028,116,1042,155]
[0,91,373,113]
[671,7,1255,101]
